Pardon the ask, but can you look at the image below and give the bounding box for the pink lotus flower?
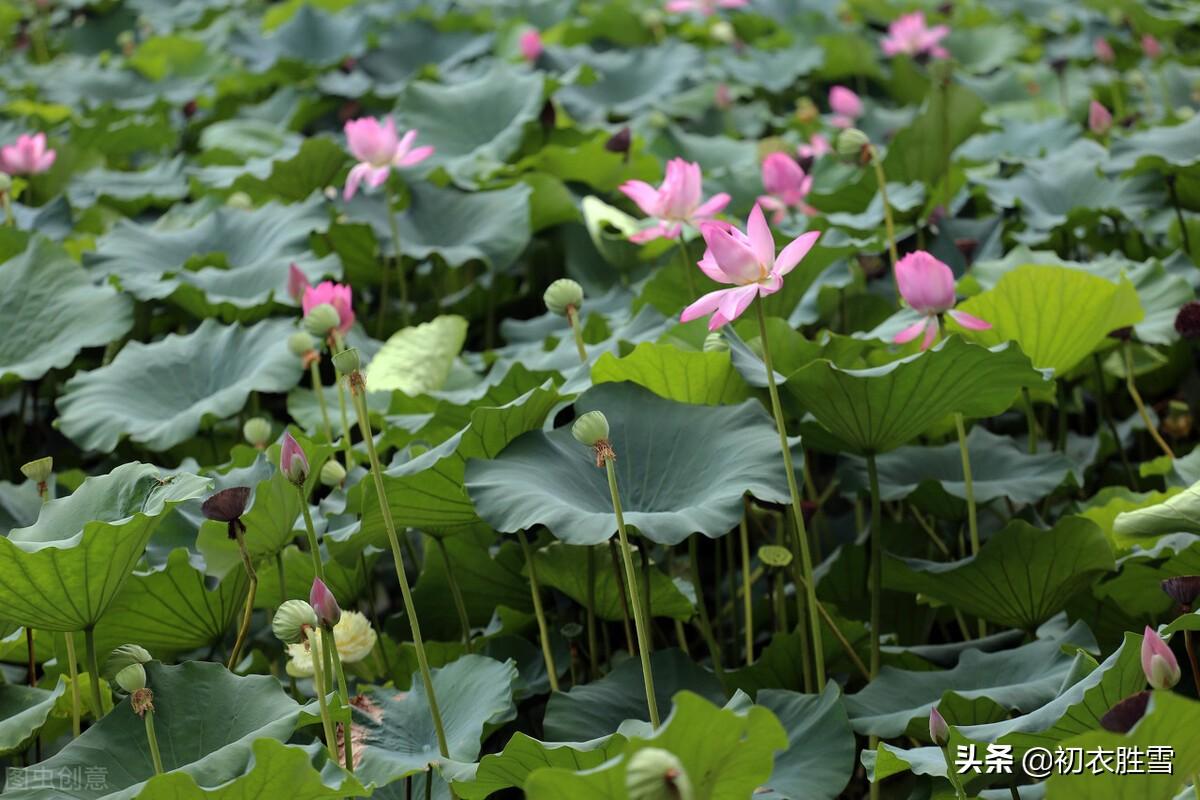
[519,29,543,61]
[797,133,831,164]
[881,12,950,60]
[288,263,310,303]
[302,281,354,334]
[893,251,990,350]
[1141,626,1181,690]
[1094,37,1115,64]
[1089,100,1113,135]
[1141,34,1162,60]
[619,158,731,243]
[680,204,821,330]
[757,153,815,223]
[0,133,56,176]
[310,578,342,627]
[829,86,863,128]
[665,0,749,15]
[342,116,433,200]
[280,432,309,485]
[929,707,949,746]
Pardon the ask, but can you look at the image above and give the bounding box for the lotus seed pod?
[702,332,729,353]
[572,410,610,446]
[929,707,950,747]
[544,278,584,316]
[332,347,361,374]
[20,456,53,484]
[835,128,871,164]
[304,303,341,337]
[115,662,147,693]
[710,20,734,43]
[273,599,318,644]
[226,191,253,210]
[625,748,693,800]
[320,459,347,487]
[242,417,271,448]
[104,643,151,682]
[288,330,316,358]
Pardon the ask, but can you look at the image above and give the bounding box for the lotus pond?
[2,0,1200,798]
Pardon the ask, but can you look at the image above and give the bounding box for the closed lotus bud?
[835,128,871,164]
[929,707,950,746]
[288,330,316,358]
[115,663,147,693]
[273,599,318,644]
[572,411,610,446]
[320,459,347,487]
[1142,627,1181,690]
[332,347,361,374]
[544,278,584,316]
[20,456,52,484]
[702,332,729,353]
[304,303,341,337]
[605,127,632,155]
[242,417,271,448]
[280,432,309,484]
[625,748,693,800]
[310,578,342,628]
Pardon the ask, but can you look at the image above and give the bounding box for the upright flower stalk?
[517,530,559,692]
[544,279,587,362]
[202,487,255,669]
[282,433,327,583]
[106,646,161,774]
[274,600,338,759]
[573,411,659,727]
[335,347,451,760]
[312,579,354,772]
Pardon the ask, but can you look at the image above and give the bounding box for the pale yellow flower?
[285,610,377,677]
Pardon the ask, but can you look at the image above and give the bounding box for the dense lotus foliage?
[2,0,1200,798]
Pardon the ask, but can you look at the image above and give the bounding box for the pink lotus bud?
[1141,34,1161,60]
[1094,37,1115,64]
[1089,100,1113,135]
[519,29,543,61]
[929,707,950,746]
[1141,626,1181,690]
[310,578,341,627]
[287,263,310,303]
[280,432,309,485]
[828,86,863,128]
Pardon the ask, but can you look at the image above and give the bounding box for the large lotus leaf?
[1112,481,1200,538]
[755,686,856,800]
[843,621,1096,738]
[57,318,304,452]
[465,382,793,546]
[197,469,303,578]
[886,517,1116,631]
[954,265,1144,375]
[2,662,303,800]
[352,654,518,788]
[84,194,336,313]
[555,42,704,122]
[530,541,693,622]
[0,463,209,631]
[784,337,1046,455]
[0,680,65,758]
[882,82,985,189]
[957,118,1081,163]
[199,120,303,161]
[720,44,823,93]
[409,531,530,640]
[316,22,491,97]
[525,691,787,800]
[190,137,348,205]
[226,4,367,70]
[66,156,189,213]
[455,731,628,800]
[391,66,543,183]
[364,315,468,395]
[0,237,133,382]
[840,426,1076,505]
[1106,113,1200,174]
[591,342,751,406]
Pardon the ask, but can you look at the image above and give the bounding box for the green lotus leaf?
[465,382,794,546]
[720,44,823,92]
[955,264,1145,375]
[0,680,66,758]
[1106,113,1200,174]
[886,517,1116,631]
[591,342,751,405]
[882,81,985,189]
[556,42,704,122]
[958,118,1081,163]
[227,4,367,70]
[1113,480,1200,538]
[0,237,133,382]
[66,156,189,213]
[57,318,304,452]
[197,468,302,578]
[754,685,856,800]
[191,137,348,204]
[0,463,209,631]
[364,315,468,395]
[199,119,302,161]
[455,731,628,800]
[316,22,491,97]
[785,337,1046,455]
[2,662,303,800]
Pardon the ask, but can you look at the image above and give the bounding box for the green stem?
[330,337,357,470]
[310,633,338,761]
[2,192,12,226]
[276,550,288,607]
[941,745,967,800]
[1022,386,1038,454]
[866,453,883,679]
[604,456,659,727]
[384,182,410,330]
[754,300,826,688]
[349,384,450,759]
[298,493,327,583]
[586,546,599,679]
[517,530,559,692]
[84,627,103,720]
[1124,340,1175,459]
[227,530,258,670]
[145,710,165,775]
[309,361,334,444]
[954,413,985,639]
[566,306,588,363]
[740,512,754,666]
[64,633,80,737]
[608,539,636,656]
[1185,630,1200,696]
[321,627,354,772]
[869,149,899,288]
[434,537,472,651]
[675,237,696,298]
[1092,354,1136,485]
[688,536,725,681]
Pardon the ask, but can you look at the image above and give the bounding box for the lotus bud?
[710,20,735,44]
[320,459,347,487]
[116,663,147,693]
[929,707,950,746]
[280,432,309,484]
[1162,576,1200,611]
[1142,627,1181,690]
[625,748,693,800]
[310,578,342,628]
[104,643,152,681]
[572,411,610,446]
[20,456,53,484]
[273,599,318,644]
[702,332,729,353]
[288,330,316,358]
[544,278,584,316]
[242,417,271,449]
[304,303,341,337]
[835,128,871,164]
[332,347,361,374]
[226,191,253,210]
[604,127,632,156]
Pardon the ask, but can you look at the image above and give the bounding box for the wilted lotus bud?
[1162,576,1200,611]
[280,432,309,484]
[242,417,271,449]
[20,456,52,484]
[929,707,950,747]
[625,748,693,800]
[605,127,632,156]
[572,411,610,446]
[834,127,871,164]
[1174,302,1200,339]
[116,663,147,693]
[310,578,342,628]
[273,599,318,644]
[1100,690,1151,733]
[201,486,251,539]
[1141,626,1181,690]
[304,303,341,337]
[289,330,317,358]
[702,332,729,353]
[544,278,584,316]
[539,99,556,130]
[332,347,361,374]
[320,459,347,487]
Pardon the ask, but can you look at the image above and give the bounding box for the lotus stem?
[608,539,636,655]
[309,361,334,445]
[565,306,588,363]
[740,512,754,665]
[954,414,986,639]
[432,537,472,651]
[939,744,967,800]
[754,300,826,688]
[296,493,327,584]
[145,709,164,775]
[227,529,258,670]
[688,536,725,682]
[26,627,36,688]
[604,456,659,728]
[384,182,410,329]
[867,451,883,800]
[64,633,80,737]
[275,550,287,607]
[1185,630,1200,696]
[586,546,599,679]
[84,627,104,719]
[868,148,899,284]
[1124,340,1175,459]
[330,336,357,470]
[2,192,12,226]
[1022,387,1039,454]
[320,627,354,772]
[517,529,559,692]
[348,379,450,760]
[1092,354,1136,485]
[675,237,696,298]
[309,631,338,762]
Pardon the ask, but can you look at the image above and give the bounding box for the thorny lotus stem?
[956,414,985,640]
[565,306,587,363]
[348,377,450,760]
[64,633,81,737]
[1124,340,1175,459]
[309,360,334,445]
[298,492,327,584]
[145,709,165,775]
[384,182,410,330]
[754,300,826,689]
[309,631,339,763]
[84,627,103,719]
[321,627,354,772]
[586,546,599,679]
[330,335,357,470]
[227,529,258,670]
[604,454,659,727]
[434,537,473,651]
[1022,387,1039,454]
[740,511,754,665]
[517,530,559,692]
[608,539,636,655]
[868,147,899,278]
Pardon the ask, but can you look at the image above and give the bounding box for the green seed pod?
[104,643,151,682]
[242,417,271,448]
[20,456,53,484]
[757,545,793,568]
[226,191,253,210]
[544,278,584,316]
[304,303,341,337]
[332,347,361,374]
[702,332,728,353]
[115,663,147,693]
[288,330,316,358]
[572,410,610,446]
[625,748,693,800]
[273,599,318,644]
[834,128,871,164]
[320,459,347,487]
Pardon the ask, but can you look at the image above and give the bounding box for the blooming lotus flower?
[893,251,990,350]
[1141,627,1181,690]
[286,611,378,676]
[302,281,354,334]
[1141,34,1162,60]
[0,133,56,176]
[829,86,863,128]
[287,263,310,303]
[665,0,749,15]
[757,153,815,223]
[1094,37,1115,64]
[280,432,309,484]
[619,158,731,243]
[681,204,821,330]
[342,116,433,200]
[796,133,831,165]
[881,12,949,60]
[519,29,543,61]
[1089,100,1113,135]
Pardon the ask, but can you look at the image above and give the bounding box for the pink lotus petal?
[280,432,309,483]
[701,221,761,284]
[519,29,543,61]
[288,263,311,303]
[920,318,940,350]
[773,230,821,276]
[681,286,734,323]
[1141,626,1181,690]
[829,85,862,120]
[693,192,731,219]
[629,223,673,243]
[895,250,956,314]
[947,310,991,331]
[1088,100,1113,135]
[697,248,736,284]
[745,204,775,269]
[619,180,661,217]
[343,161,373,200]
[894,318,928,344]
[711,284,760,329]
[397,145,434,167]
